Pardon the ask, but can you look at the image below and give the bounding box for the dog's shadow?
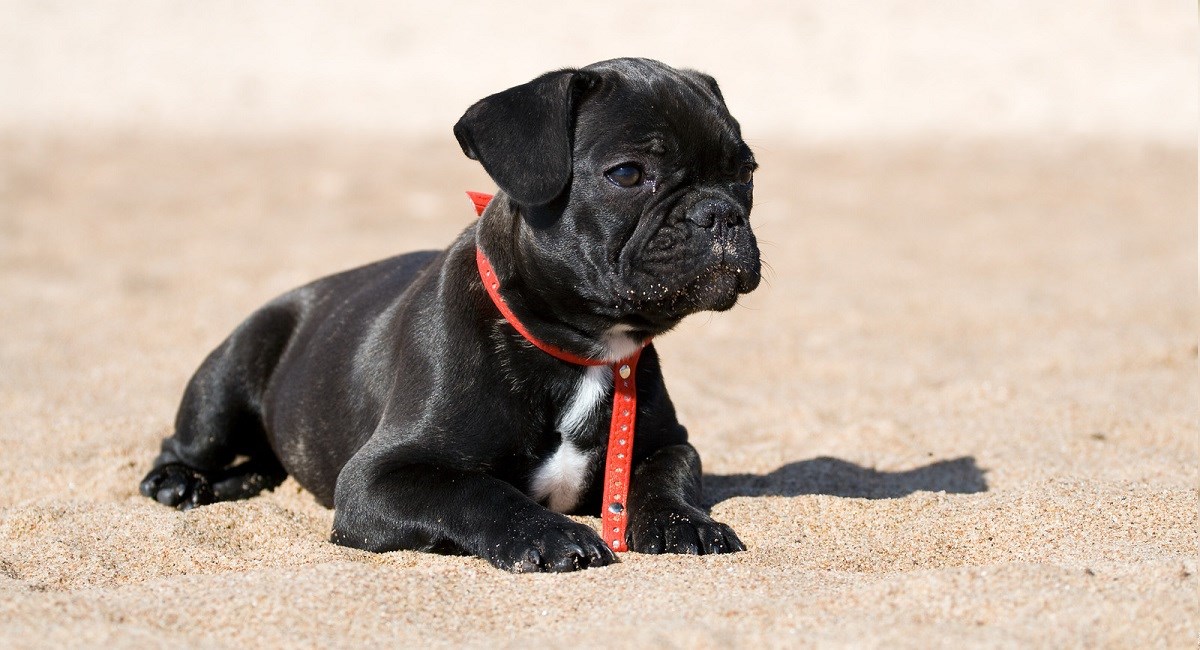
[702,456,987,508]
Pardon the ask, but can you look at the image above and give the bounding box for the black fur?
[140,58,760,572]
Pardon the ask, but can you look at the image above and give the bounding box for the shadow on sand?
[703,456,987,508]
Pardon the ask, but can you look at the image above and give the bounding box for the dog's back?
[140,248,443,509]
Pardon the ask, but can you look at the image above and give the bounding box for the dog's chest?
[528,365,611,512]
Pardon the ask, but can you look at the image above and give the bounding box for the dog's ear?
[689,70,726,104]
[685,69,741,136]
[454,69,597,206]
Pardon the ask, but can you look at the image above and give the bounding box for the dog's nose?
[685,198,743,228]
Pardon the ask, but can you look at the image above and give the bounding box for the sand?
[0,133,1195,647]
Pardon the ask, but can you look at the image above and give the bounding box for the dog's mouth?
[617,216,761,329]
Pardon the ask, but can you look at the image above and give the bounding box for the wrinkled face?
[558,62,761,335]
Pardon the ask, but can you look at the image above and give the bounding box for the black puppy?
[140,58,761,572]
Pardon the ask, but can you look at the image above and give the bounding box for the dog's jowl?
[140,58,761,572]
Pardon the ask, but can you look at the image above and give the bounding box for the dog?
[139,57,761,572]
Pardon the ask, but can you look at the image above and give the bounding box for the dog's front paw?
[628,507,746,555]
[485,516,617,573]
[139,463,214,510]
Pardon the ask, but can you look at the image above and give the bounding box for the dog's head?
[455,58,760,341]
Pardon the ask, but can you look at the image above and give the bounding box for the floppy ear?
[454,69,596,206]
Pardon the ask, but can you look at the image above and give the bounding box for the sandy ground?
[0,133,1195,647]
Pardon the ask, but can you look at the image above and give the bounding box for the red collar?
[469,191,643,552]
[475,247,605,367]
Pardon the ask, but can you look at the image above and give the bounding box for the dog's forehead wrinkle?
[578,68,732,142]
[628,135,668,157]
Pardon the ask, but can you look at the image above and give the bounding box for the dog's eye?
[605,164,644,188]
[737,164,755,185]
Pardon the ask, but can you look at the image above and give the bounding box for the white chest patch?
[556,365,610,439]
[530,441,594,513]
[529,366,611,512]
[601,324,642,363]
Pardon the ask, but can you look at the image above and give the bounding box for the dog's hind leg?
[140,303,297,510]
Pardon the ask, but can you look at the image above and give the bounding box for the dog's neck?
[473,193,644,363]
